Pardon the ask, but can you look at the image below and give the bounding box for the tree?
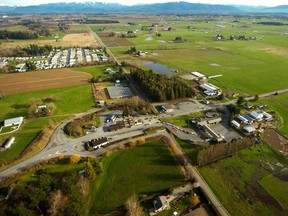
[236,96,244,105]
[126,194,144,216]
[69,155,81,164]
[85,161,96,180]
[48,190,63,216]
[191,193,201,208]
[88,157,102,175]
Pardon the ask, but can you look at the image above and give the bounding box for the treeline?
[257,22,286,26]
[83,19,119,24]
[197,137,256,166]
[131,68,194,102]
[0,30,38,40]
[23,44,53,56]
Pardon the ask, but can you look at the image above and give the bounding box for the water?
[142,62,177,77]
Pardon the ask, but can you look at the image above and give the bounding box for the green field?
[72,65,115,78]
[95,16,288,95]
[198,144,288,216]
[260,173,288,211]
[90,140,184,214]
[0,85,95,164]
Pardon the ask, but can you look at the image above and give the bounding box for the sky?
[0,0,286,7]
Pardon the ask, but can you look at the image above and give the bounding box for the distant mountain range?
[0,2,288,14]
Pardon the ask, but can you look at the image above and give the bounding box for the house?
[153,196,167,213]
[250,111,263,121]
[4,117,24,127]
[243,125,256,133]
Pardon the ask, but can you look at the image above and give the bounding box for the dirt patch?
[98,33,134,47]
[263,128,288,155]
[0,69,92,95]
[260,47,288,59]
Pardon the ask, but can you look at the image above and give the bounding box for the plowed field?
[0,69,92,95]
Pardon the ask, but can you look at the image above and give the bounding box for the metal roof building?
[4,117,24,127]
[107,86,132,99]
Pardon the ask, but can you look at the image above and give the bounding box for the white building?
[4,117,24,127]
[250,111,263,121]
[231,120,240,128]
[243,125,256,133]
[4,137,15,149]
[199,83,220,96]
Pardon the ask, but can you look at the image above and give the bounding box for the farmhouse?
[4,117,24,127]
[153,196,168,213]
[107,86,133,99]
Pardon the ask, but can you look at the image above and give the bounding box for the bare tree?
[125,194,144,216]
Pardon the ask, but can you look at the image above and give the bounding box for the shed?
[236,115,248,124]
[260,111,272,121]
[243,125,256,133]
[4,137,15,149]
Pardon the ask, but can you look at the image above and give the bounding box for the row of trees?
[0,30,38,40]
[197,137,256,166]
[131,68,194,102]
[24,44,53,56]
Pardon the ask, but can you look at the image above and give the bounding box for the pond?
[142,62,177,77]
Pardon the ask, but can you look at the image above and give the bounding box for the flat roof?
[107,86,132,99]
[191,71,206,78]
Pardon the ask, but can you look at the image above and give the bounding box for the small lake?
[142,62,177,77]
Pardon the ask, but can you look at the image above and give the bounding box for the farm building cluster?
[0,48,108,72]
[231,109,273,133]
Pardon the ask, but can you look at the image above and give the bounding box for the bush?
[69,155,81,164]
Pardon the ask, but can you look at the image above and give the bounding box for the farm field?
[90,140,184,214]
[198,144,288,216]
[72,64,114,77]
[0,69,92,95]
[0,33,98,49]
[95,15,288,95]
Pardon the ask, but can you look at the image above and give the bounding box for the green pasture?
[90,140,184,214]
[72,65,114,78]
[198,144,288,216]
[176,138,202,165]
[98,16,288,95]
[161,112,203,127]
[260,174,288,211]
[0,85,95,164]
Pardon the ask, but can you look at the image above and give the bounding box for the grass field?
[72,65,115,78]
[90,140,184,214]
[198,144,288,216]
[161,113,203,127]
[0,85,95,164]
[96,16,288,95]
[260,173,288,211]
